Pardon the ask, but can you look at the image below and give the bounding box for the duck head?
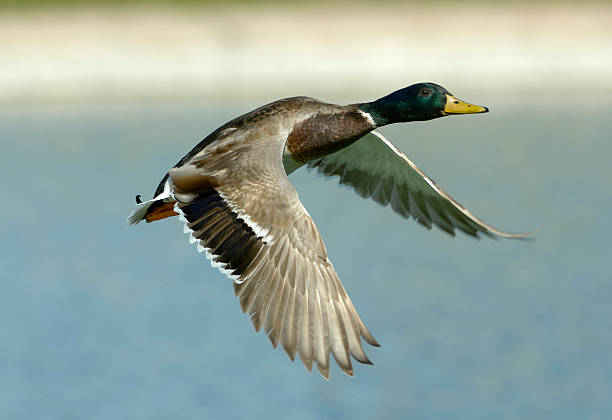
[359,82,488,127]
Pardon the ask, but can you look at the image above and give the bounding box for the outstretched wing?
[168,128,378,379]
[308,131,529,238]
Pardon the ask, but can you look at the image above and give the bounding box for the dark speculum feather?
[217,234,256,272]
[213,228,250,263]
[177,187,265,279]
[189,207,225,232]
[181,190,222,220]
[231,239,264,276]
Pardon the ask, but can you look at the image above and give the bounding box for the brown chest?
[286,110,374,163]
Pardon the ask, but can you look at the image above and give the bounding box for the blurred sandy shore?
[1,3,611,104]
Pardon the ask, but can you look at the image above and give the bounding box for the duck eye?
[421,89,430,96]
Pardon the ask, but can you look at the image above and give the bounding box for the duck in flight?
[128,83,528,378]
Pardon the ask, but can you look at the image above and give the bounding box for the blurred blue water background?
[1,97,611,419]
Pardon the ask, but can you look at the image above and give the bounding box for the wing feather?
[169,127,378,378]
[280,257,298,360]
[308,131,530,239]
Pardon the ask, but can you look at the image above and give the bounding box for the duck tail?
[126,199,149,225]
[126,189,178,225]
[126,200,177,225]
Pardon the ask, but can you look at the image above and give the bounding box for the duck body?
[150,96,375,200]
[128,83,527,378]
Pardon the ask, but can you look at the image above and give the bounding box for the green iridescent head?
[359,82,488,127]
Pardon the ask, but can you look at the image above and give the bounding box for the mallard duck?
[128,83,528,378]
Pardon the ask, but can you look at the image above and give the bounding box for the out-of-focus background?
[1,1,611,419]
[2,1,612,103]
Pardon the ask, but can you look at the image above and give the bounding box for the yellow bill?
[443,94,489,115]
